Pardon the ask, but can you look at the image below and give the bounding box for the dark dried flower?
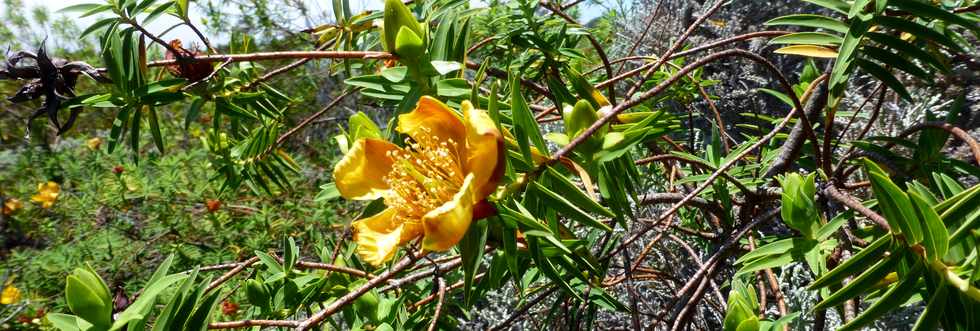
[1,43,111,134]
[164,39,213,82]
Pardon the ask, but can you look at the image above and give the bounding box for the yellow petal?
[31,181,60,208]
[461,100,504,199]
[1,285,21,305]
[397,96,466,150]
[333,139,399,200]
[421,173,476,251]
[352,208,422,265]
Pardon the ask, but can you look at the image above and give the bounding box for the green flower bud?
[564,99,600,139]
[349,111,382,141]
[779,173,820,239]
[65,266,112,328]
[394,26,425,60]
[245,279,270,310]
[383,0,424,55]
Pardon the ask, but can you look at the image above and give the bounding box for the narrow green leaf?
[735,238,797,265]
[530,182,612,232]
[911,277,948,331]
[147,106,164,153]
[810,234,892,289]
[874,16,965,52]
[889,0,980,34]
[837,261,923,331]
[812,249,905,310]
[510,76,548,162]
[861,46,931,81]
[909,190,948,261]
[856,58,912,101]
[460,218,489,307]
[865,160,922,242]
[802,0,849,14]
[866,32,947,72]
[544,167,614,218]
[764,14,849,33]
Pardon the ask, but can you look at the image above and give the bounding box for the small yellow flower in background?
[333,96,504,265]
[86,137,103,151]
[1,284,21,304]
[2,198,22,215]
[31,182,60,208]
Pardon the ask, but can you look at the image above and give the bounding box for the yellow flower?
[333,96,504,265]
[2,198,22,215]
[86,137,103,151]
[1,285,21,304]
[31,182,60,208]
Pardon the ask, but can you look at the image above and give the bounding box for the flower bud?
[394,26,425,60]
[383,0,425,57]
[564,99,601,139]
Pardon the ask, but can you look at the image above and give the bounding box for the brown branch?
[241,39,339,90]
[465,60,552,98]
[205,256,260,293]
[426,276,447,331]
[823,185,890,231]
[540,1,616,104]
[622,0,728,99]
[488,286,558,331]
[274,89,356,147]
[595,31,791,90]
[144,51,393,67]
[295,252,424,330]
[208,319,299,329]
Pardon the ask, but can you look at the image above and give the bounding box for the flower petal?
[397,96,466,150]
[461,100,504,199]
[352,208,422,265]
[421,173,476,251]
[333,139,399,200]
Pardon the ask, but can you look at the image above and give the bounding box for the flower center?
[384,130,464,220]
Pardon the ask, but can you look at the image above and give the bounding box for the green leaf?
[909,190,948,261]
[757,88,794,107]
[65,275,111,328]
[530,182,612,232]
[147,107,164,153]
[46,313,92,331]
[865,159,922,241]
[861,46,931,81]
[817,210,851,241]
[59,3,102,13]
[810,234,891,289]
[764,14,849,33]
[380,66,408,82]
[110,274,189,330]
[802,0,849,14]
[829,19,869,94]
[857,58,913,102]
[866,32,947,72]
[837,261,923,331]
[436,78,471,97]
[254,251,284,273]
[912,277,948,331]
[874,16,965,52]
[460,218,489,307]
[544,167,614,218]
[769,32,843,46]
[509,76,547,162]
[812,249,905,311]
[736,251,795,276]
[736,238,797,265]
[889,0,980,34]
